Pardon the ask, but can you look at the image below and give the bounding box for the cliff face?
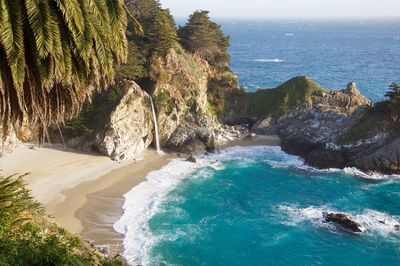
[247,79,400,174]
[48,48,222,159]
[96,81,154,161]
[152,48,217,153]
[54,80,154,161]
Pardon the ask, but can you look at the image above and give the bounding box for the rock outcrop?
[0,130,20,156]
[54,80,155,161]
[152,48,218,153]
[322,212,363,233]
[276,82,371,168]
[247,79,400,174]
[95,81,154,161]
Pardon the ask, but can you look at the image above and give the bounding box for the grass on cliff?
[0,174,122,266]
[244,76,326,118]
[337,100,400,145]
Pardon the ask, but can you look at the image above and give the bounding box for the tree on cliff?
[0,0,141,137]
[126,0,178,58]
[385,83,400,101]
[385,82,400,115]
[178,10,230,71]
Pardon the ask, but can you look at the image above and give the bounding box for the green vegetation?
[62,87,127,139]
[0,0,139,134]
[178,10,240,117]
[242,76,325,118]
[207,71,242,116]
[0,175,122,266]
[337,82,400,145]
[384,82,400,114]
[178,10,230,71]
[156,90,174,114]
[120,0,179,82]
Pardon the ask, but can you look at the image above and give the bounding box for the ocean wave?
[115,145,399,264]
[114,158,214,265]
[254,58,284,63]
[277,204,400,238]
[114,146,285,265]
[285,33,294,36]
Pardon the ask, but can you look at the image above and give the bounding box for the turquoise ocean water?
[115,21,400,265]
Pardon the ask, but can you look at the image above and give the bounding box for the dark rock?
[186,155,197,163]
[395,225,400,231]
[322,212,363,233]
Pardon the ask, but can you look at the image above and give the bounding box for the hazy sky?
[160,0,400,19]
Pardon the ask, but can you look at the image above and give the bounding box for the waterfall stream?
[150,97,163,155]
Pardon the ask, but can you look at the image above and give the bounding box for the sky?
[160,0,400,19]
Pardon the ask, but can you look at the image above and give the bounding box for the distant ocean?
[115,21,400,265]
[223,20,400,101]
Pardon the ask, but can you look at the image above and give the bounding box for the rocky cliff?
[151,48,218,154]
[249,78,400,174]
[47,48,233,160]
[53,80,154,161]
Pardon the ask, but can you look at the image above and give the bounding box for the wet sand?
[75,135,281,251]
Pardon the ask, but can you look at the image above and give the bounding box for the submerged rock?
[322,212,363,233]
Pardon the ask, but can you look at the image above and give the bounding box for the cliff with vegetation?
[241,77,400,175]
[222,76,326,124]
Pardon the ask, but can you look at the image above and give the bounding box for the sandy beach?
[0,135,280,253]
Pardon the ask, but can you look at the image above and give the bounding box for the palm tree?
[0,174,42,225]
[0,0,142,139]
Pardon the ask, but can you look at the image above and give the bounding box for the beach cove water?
[115,146,400,265]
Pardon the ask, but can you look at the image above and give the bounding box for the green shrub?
[247,76,324,118]
[0,175,122,266]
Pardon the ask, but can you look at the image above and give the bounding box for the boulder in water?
[187,155,197,163]
[322,212,363,233]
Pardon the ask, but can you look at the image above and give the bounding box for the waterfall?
[150,97,163,155]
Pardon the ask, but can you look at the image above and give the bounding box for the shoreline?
[75,135,281,251]
[0,135,281,255]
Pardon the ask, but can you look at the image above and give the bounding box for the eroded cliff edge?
[238,77,400,175]
[48,48,239,161]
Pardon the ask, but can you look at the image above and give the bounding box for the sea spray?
[150,97,163,155]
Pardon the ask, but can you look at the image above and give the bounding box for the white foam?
[115,145,399,264]
[355,209,400,238]
[114,158,213,265]
[254,58,284,63]
[114,146,286,265]
[285,33,294,36]
[278,204,400,238]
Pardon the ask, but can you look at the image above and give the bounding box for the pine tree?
[126,0,178,58]
[385,83,400,101]
[178,10,230,71]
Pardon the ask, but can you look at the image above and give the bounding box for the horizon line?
[174,16,400,21]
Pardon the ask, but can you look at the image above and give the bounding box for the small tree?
[178,10,230,71]
[384,83,400,121]
[385,83,400,101]
[126,0,178,58]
